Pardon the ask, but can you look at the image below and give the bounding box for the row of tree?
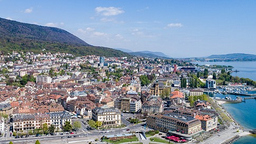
[88,120,102,129]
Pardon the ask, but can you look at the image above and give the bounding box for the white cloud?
[45,23,57,27]
[132,29,144,36]
[24,8,33,13]
[86,27,94,32]
[78,27,106,37]
[45,22,64,27]
[100,17,115,22]
[93,32,106,36]
[137,6,149,12]
[95,7,124,16]
[167,23,183,28]
[6,17,13,20]
[115,34,123,39]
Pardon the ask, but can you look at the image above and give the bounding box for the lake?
[195,61,256,143]
[195,61,256,81]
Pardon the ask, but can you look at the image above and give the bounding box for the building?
[129,97,142,113]
[50,111,72,130]
[150,80,164,96]
[195,114,218,131]
[120,98,130,112]
[0,117,4,134]
[142,95,163,114]
[92,106,121,127]
[36,75,52,83]
[12,111,72,132]
[0,102,13,115]
[169,91,185,106]
[206,79,216,89]
[147,112,202,137]
[115,96,142,113]
[100,56,105,64]
[189,89,204,96]
[13,114,36,132]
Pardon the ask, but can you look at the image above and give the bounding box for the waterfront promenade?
[199,97,250,144]
[199,122,249,144]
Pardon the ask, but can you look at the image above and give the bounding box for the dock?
[226,92,256,96]
[244,97,256,100]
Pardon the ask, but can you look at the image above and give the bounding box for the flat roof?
[163,112,195,122]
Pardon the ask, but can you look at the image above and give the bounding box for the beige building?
[147,112,202,136]
[92,106,121,127]
[142,95,163,114]
[195,114,218,131]
[0,102,13,116]
[150,81,164,96]
[12,111,72,132]
[189,89,204,96]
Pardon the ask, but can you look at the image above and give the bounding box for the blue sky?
[0,0,256,57]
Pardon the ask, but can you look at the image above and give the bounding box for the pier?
[226,92,256,96]
[244,97,256,100]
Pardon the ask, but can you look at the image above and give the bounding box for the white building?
[206,79,216,89]
[130,98,142,113]
[0,117,4,134]
[92,106,121,127]
[36,75,52,83]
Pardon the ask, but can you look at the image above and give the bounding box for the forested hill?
[0,17,130,57]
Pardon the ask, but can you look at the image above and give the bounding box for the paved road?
[0,122,147,144]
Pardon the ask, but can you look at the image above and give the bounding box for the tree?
[49,68,54,77]
[204,69,209,78]
[213,72,217,80]
[35,140,40,144]
[42,123,48,134]
[190,78,194,88]
[88,120,96,128]
[73,121,81,131]
[221,68,225,74]
[63,121,72,132]
[95,121,102,128]
[161,88,171,98]
[197,72,200,78]
[49,124,55,134]
[181,78,187,88]
[139,75,150,86]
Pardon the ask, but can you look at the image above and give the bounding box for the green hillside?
[0,17,129,57]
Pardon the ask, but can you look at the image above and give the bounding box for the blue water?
[195,61,256,81]
[195,61,256,143]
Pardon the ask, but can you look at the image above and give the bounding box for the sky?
[0,0,256,58]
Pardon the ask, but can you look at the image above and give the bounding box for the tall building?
[206,79,216,89]
[100,56,105,64]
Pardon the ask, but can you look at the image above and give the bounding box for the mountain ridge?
[0,17,129,57]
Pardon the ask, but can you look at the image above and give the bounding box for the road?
[0,120,147,144]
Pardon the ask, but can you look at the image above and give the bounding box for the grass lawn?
[102,135,139,144]
[145,130,159,137]
[146,133,155,137]
[216,79,223,85]
[150,137,172,144]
